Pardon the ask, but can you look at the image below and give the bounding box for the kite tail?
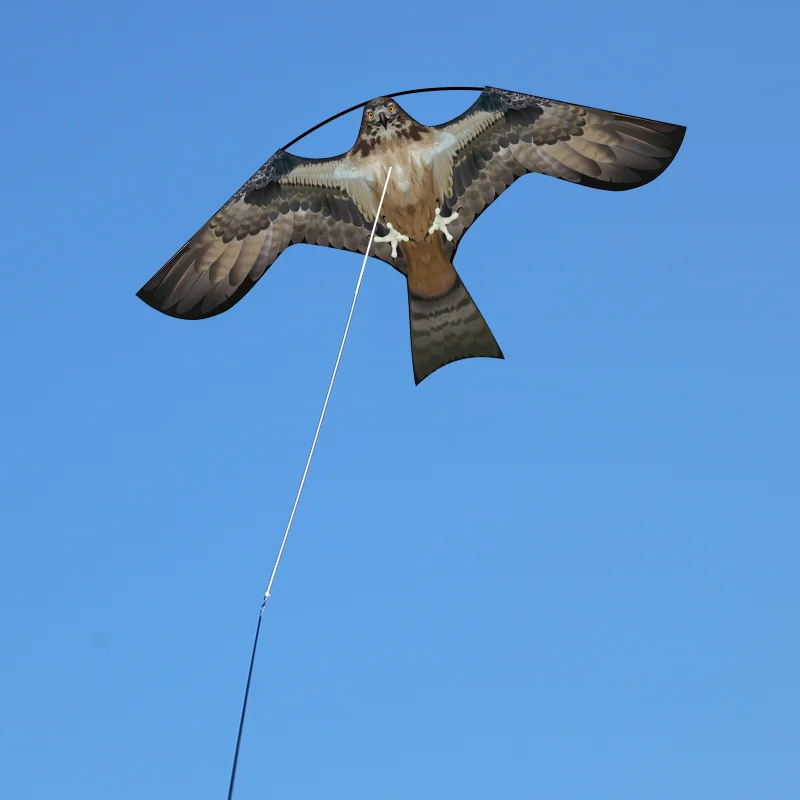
[407,273,504,385]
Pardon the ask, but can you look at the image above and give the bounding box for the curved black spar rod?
[281,85,486,150]
[137,84,686,385]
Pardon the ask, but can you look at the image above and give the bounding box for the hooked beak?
[378,112,388,129]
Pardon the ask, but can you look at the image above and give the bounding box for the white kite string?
[226,166,393,800]
[264,163,393,606]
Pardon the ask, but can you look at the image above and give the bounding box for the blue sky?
[1,1,798,798]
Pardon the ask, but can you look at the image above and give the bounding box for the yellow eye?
[388,105,395,113]
[367,111,374,120]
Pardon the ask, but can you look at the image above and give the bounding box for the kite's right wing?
[137,150,406,321]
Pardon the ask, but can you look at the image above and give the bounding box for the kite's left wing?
[433,87,686,249]
[137,150,406,320]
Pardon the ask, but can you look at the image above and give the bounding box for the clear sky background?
[1,1,798,798]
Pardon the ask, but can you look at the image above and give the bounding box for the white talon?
[375,222,409,259]
[428,207,459,242]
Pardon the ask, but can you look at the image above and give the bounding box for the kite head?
[363,96,402,129]
[358,96,422,149]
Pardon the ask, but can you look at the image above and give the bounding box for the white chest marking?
[392,163,411,193]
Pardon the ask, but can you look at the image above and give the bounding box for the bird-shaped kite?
[137,87,685,384]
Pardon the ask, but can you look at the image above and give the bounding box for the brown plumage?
[137,87,686,384]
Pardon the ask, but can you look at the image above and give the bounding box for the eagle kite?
[137,87,685,384]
